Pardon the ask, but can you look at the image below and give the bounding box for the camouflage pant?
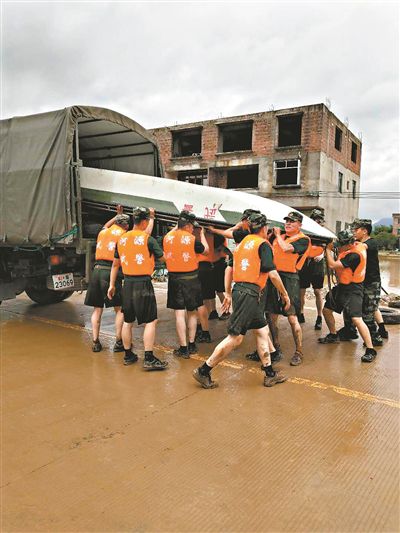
[362,281,381,335]
[343,281,381,336]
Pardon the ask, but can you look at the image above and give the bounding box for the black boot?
[338,326,358,341]
[245,350,260,361]
[173,346,190,359]
[361,348,377,363]
[378,323,389,339]
[314,316,322,330]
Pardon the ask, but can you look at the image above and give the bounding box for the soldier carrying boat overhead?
[163,210,209,358]
[84,205,130,353]
[298,208,326,330]
[351,218,389,345]
[204,207,281,362]
[108,207,169,370]
[266,211,311,367]
[193,212,290,389]
[318,229,378,363]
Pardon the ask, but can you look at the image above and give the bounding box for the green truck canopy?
[0,106,161,246]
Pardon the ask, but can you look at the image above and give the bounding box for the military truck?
[0,106,163,303]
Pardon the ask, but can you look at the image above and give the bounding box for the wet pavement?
[1,286,399,532]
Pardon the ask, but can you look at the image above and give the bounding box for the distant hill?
[373,217,392,228]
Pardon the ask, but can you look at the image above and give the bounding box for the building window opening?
[177,169,208,186]
[226,165,258,189]
[277,114,302,147]
[338,171,343,193]
[172,128,202,157]
[274,159,301,187]
[219,122,253,153]
[335,126,343,151]
[352,180,357,199]
[351,141,357,163]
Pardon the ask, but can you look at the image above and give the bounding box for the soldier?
[163,210,209,358]
[352,218,389,344]
[318,230,377,362]
[207,208,261,243]
[84,207,129,353]
[192,213,290,389]
[209,233,230,320]
[107,207,168,370]
[298,209,326,330]
[209,207,281,358]
[194,228,214,343]
[207,208,261,317]
[266,211,311,366]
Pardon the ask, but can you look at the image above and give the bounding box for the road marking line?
[1,313,87,333]
[287,377,400,409]
[4,311,399,409]
[175,353,400,409]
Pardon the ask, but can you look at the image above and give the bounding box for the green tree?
[373,231,397,250]
[372,225,393,236]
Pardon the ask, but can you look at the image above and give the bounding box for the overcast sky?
[2,1,399,221]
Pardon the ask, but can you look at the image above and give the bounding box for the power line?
[270,191,400,199]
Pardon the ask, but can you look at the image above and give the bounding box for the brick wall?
[324,108,362,175]
[151,104,361,176]
[152,130,175,177]
[202,124,219,160]
[150,102,362,219]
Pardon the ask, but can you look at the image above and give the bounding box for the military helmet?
[249,213,268,231]
[336,229,355,246]
[310,209,325,222]
[178,210,200,227]
[115,214,130,226]
[284,211,303,223]
[179,209,196,222]
[351,218,372,229]
[241,208,261,221]
[132,207,150,221]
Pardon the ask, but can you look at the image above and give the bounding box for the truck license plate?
[52,273,74,290]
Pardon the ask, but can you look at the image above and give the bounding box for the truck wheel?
[379,307,400,325]
[25,287,73,305]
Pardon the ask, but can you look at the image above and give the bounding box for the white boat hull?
[80,167,336,240]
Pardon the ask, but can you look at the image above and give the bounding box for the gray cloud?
[2,1,399,221]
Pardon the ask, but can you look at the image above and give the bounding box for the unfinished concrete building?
[150,103,362,233]
[392,213,400,236]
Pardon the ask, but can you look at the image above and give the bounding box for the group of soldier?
[84,204,389,389]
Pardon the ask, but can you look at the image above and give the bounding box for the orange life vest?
[337,242,367,284]
[95,224,127,262]
[272,232,311,273]
[197,233,215,263]
[117,230,155,276]
[163,229,199,273]
[233,235,271,289]
[308,245,324,259]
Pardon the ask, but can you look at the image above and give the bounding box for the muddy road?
[1,286,399,532]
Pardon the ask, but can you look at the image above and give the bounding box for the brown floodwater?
[379,255,400,294]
